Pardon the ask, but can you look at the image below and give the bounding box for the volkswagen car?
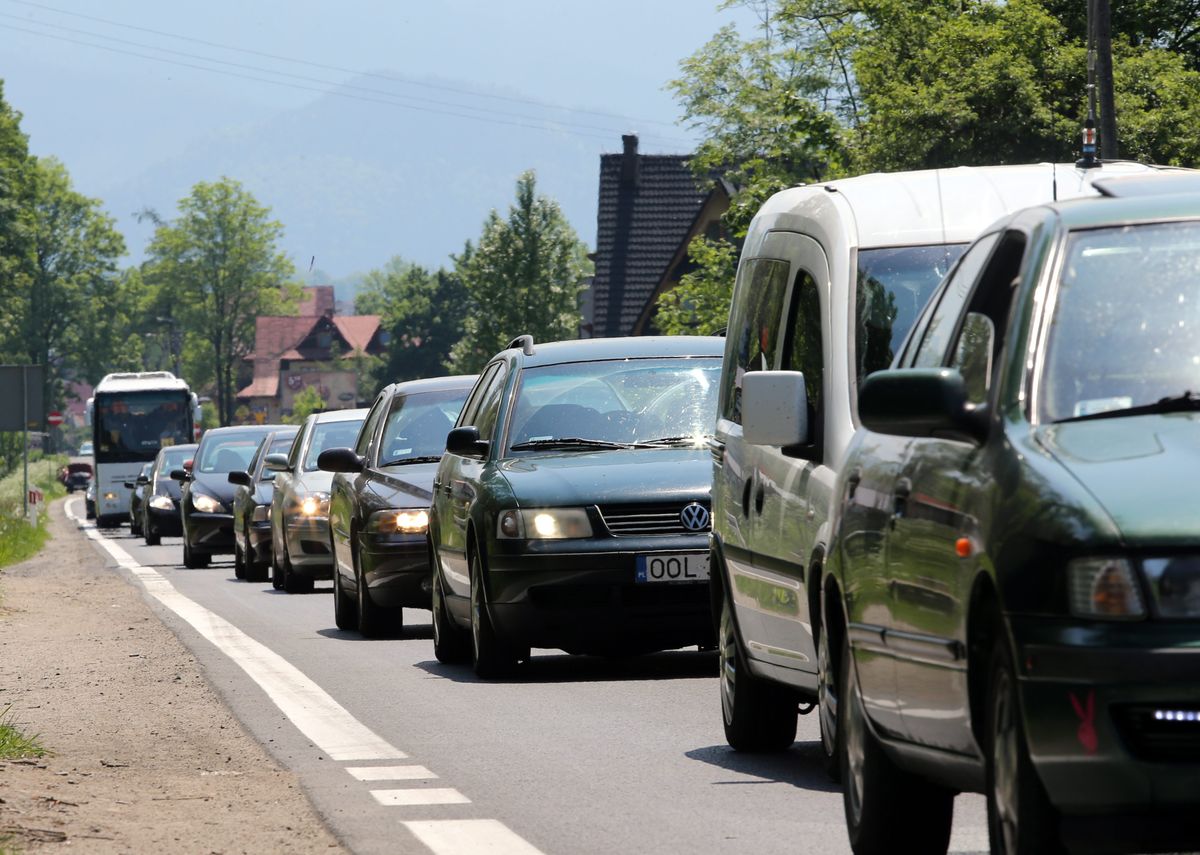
[230,426,298,583]
[429,335,723,677]
[142,442,196,545]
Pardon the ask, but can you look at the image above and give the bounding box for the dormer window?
[317,332,332,350]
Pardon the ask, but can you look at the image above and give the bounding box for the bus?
[86,372,201,527]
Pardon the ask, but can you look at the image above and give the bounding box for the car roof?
[496,335,725,368]
[1044,191,1200,230]
[158,443,197,454]
[308,407,369,424]
[380,374,478,397]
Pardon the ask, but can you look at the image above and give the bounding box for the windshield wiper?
[509,437,635,451]
[1054,391,1200,424]
[380,455,444,466]
[638,435,710,447]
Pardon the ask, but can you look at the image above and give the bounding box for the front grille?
[1113,705,1200,762]
[597,503,710,537]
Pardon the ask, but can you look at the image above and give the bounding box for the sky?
[1,0,761,276]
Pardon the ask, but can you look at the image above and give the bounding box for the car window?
[721,258,789,424]
[952,313,995,404]
[286,423,307,469]
[913,233,1001,368]
[355,394,388,458]
[457,362,500,429]
[258,435,296,481]
[782,271,824,456]
[378,388,471,465]
[303,418,366,471]
[155,446,193,476]
[474,364,510,445]
[196,434,263,473]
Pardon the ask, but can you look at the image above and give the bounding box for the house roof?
[590,134,720,338]
[237,313,382,400]
[333,315,381,353]
[238,374,279,399]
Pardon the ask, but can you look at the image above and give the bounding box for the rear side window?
[355,393,388,458]
[782,272,824,458]
[457,363,500,429]
[720,258,790,424]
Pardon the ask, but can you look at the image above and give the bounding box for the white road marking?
[348,765,438,782]
[403,820,547,855]
[372,788,471,806]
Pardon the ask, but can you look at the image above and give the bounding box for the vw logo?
[680,503,710,532]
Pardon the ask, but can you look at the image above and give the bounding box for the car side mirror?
[743,371,809,446]
[136,474,150,485]
[263,453,290,472]
[227,470,252,487]
[169,468,189,482]
[859,368,988,444]
[123,481,134,489]
[446,426,488,458]
[318,447,365,473]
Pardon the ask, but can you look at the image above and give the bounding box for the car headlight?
[1068,557,1146,619]
[496,508,593,540]
[252,505,270,522]
[191,493,225,514]
[367,508,429,534]
[149,495,174,511]
[296,492,330,517]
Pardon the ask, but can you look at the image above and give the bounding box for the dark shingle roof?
[591,137,712,337]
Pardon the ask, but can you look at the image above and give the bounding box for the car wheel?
[719,593,797,751]
[840,631,953,855]
[233,539,246,580]
[183,539,210,569]
[432,550,469,664]
[130,513,141,536]
[144,523,160,547]
[355,547,398,638]
[469,548,515,678]
[333,559,358,631]
[817,620,841,781]
[270,544,284,590]
[987,636,1062,855]
[282,546,313,594]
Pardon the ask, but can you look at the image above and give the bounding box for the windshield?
[1040,221,1200,422]
[856,245,966,382]
[155,445,194,477]
[303,418,365,471]
[94,390,193,463]
[196,432,264,474]
[258,436,296,481]
[379,388,470,465]
[507,357,722,451]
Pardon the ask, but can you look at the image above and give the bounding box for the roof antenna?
[1052,162,1058,201]
[1076,0,1101,170]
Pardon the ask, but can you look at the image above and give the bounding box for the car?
[60,461,92,493]
[124,462,154,536]
[823,183,1200,854]
[319,375,475,637]
[707,160,1180,771]
[141,443,197,545]
[84,478,96,520]
[267,409,367,593]
[78,440,94,457]
[229,427,299,583]
[428,335,723,677]
[175,426,276,568]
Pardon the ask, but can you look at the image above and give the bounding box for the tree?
[284,385,326,425]
[144,178,297,425]
[0,80,32,365]
[448,172,591,372]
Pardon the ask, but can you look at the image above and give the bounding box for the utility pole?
[1094,0,1118,159]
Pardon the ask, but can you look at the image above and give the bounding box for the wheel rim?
[844,666,867,826]
[470,560,482,661]
[432,572,444,647]
[818,628,838,760]
[718,600,737,725]
[992,668,1020,853]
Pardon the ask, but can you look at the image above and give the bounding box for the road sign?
[47,411,64,427]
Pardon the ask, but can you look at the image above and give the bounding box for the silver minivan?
[709,161,1172,769]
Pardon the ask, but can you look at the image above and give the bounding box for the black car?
[124,462,154,537]
[428,335,724,677]
[319,375,475,637]
[142,443,197,545]
[229,427,298,583]
[61,461,92,493]
[175,426,275,568]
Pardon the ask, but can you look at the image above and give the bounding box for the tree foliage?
[448,171,591,373]
[284,385,326,425]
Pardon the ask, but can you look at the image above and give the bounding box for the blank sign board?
[0,365,45,431]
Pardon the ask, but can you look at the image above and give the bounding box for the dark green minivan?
[824,180,1200,855]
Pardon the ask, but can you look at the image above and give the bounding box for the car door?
[271,420,308,563]
[332,393,388,586]
[886,229,1024,752]
[434,362,503,598]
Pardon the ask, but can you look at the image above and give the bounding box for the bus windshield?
[94,391,193,463]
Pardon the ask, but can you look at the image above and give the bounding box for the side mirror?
[227,470,252,487]
[743,371,809,446]
[859,368,988,444]
[446,426,488,458]
[263,453,290,472]
[123,481,135,489]
[169,468,188,482]
[136,474,150,485]
[318,447,365,473]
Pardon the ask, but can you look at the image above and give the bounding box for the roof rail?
[508,334,535,356]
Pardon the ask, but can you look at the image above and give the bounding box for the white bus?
[86,372,201,527]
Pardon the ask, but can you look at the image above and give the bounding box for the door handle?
[891,478,911,528]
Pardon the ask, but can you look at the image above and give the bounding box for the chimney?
[620,133,640,187]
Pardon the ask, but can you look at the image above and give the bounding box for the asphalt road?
[67,497,990,855]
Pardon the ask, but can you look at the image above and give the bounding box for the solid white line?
[348,765,438,782]
[402,820,547,855]
[371,788,470,806]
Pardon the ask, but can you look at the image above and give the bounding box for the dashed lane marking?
[349,765,438,782]
[372,788,471,806]
[403,820,547,855]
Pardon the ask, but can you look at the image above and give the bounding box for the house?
[236,286,386,422]
[585,134,732,337]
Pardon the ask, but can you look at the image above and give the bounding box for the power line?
[0,22,692,147]
[2,0,682,131]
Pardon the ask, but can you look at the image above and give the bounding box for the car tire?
[333,560,358,631]
[245,530,269,583]
[719,594,797,752]
[130,513,142,537]
[356,547,399,638]
[817,620,841,782]
[470,548,515,678]
[183,540,210,569]
[432,555,469,664]
[144,524,160,547]
[233,540,247,580]
[840,631,953,855]
[270,544,283,590]
[987,636,1063,855]
[282,547,313,594]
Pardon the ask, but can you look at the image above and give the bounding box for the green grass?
[0,455,68,571]
[0,706,45,760]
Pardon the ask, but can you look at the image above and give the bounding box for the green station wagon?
[824,178,1200,854]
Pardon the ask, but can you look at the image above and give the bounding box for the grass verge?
[0,455,68,571]
[0,706,45,760]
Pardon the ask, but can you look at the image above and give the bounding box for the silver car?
[266,408,366,593]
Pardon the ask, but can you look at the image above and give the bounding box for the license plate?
[635,553,710,583]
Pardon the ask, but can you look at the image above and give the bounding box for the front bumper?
[484,533,713,655]
[284,516,333,578]
[361,531,432,608]
[1012,616,1200,849]
[184,511,234,554]
[247,519,273,564]
[147,503,183,537]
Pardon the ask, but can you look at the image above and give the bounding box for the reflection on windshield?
[509,358,721,451]
[379,389,469,465]
[156,447,194,476]
[1041,221,1200,422]
[856,245,965,382]
[304,419,364,470]
[95,391,193,462]
[197,435,262,474]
